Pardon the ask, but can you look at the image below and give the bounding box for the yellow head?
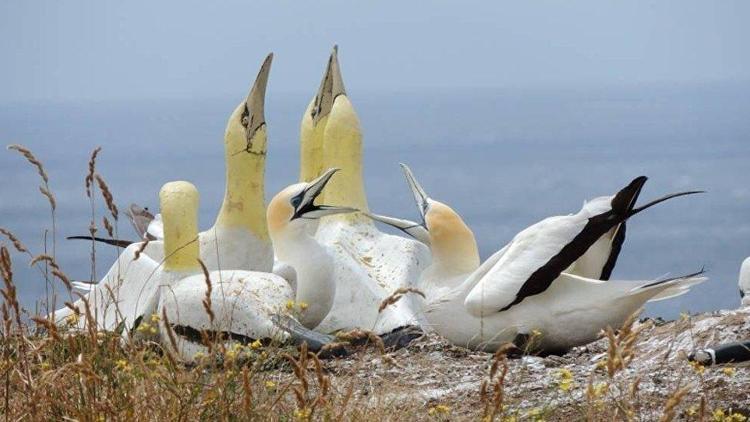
[424,199,480,274]
[300,46,368,214]
[160,181,200,272]
[215,53,272,240]
[268,168,358,239]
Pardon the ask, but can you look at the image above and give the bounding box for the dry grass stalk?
[30,316,61,342]
[102,216,114,238]
[481,347,510,422]
[335,328,385,354]
[161,306,179,354]
[0,228,29,253]
[658,384,693,422]
[51,268,72,292]
[133,239,150,261]
[603,309,647,378]
[8,145,57,212]
[198,259,214,325]
[85,146,101,198]
[8,144,48,184]
[0,245,22,329]
[378,287,425,313]
[29,254,61,270]
[95,173,118,221]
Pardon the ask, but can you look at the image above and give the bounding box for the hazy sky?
[2,1,749,102]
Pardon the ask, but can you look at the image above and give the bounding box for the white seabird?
[369,165,707,353]
[66,54,275,273]
[739,257,750,306]
[158,169,355,360]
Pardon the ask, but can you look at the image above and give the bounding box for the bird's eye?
[290,195,303,209]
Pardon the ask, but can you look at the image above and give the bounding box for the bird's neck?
[272,228,335,324]
[423,227,480,290]
[163,230,200,273]
[320,96,369,213]
[299,100,328,183]
[214,128,268,240]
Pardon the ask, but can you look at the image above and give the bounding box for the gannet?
[66,54,275,272]
[52,183,199,333]
[369,165,707,353]
[689,339,750,366]
[158,169,355,360]
[299,47,430,339]
[739,257,750,306]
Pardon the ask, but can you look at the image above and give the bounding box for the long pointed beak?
[311,45,346,125]
[629,190,705,217]
[243,52,273,142]
[364,212,431,246]
[400,163,430,222]
[294,168,358,219]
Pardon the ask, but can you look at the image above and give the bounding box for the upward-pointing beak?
[362,163,432,246]
[293,168,358,220]
[628,189,705,217]
[610,176,704,219]
[311,45,347,125]
[243,53,273,142]
[400,163,430,223]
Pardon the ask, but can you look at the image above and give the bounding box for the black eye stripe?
[290,194,303,208]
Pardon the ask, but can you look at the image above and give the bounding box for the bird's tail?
[629,268,708,302]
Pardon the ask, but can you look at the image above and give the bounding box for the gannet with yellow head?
[65,54,275,273]
[52,181,203,333]
[298,47,430,339]
[369,165,707,353]
[158,169,354,360]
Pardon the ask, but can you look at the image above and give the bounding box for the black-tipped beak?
[243,53,273,142]
[628,190,705,217]
[293,168,358,220]
[364,212,431,246]
[400,163,430,222]
[311,45,346,125]
[610,176,648,216]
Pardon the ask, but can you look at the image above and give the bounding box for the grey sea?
[1,83,749,319]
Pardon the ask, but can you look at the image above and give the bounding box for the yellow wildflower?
[428,404,451,417]
[115,359,131,372]
[285,300,295,310]
[722,367,736,377]
[250,339,263,349]
[556,368,576,392]
[712,409,748,422]
[65,313,80,326]
[265,380,276,390]
[293,408,311,420]
[150,313,160,323]
[298,301,309,311]
[689,360,706,375]
[592,382,608,397]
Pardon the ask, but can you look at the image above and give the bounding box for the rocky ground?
[296,307,750,420]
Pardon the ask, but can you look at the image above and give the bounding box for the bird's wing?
[146,214,164,240]
[273,260,298,293]
[125,203,155,239]
[463,214,589,316]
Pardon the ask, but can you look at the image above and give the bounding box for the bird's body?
[160,169,353,360]
[52,240,167,332]
[739,257,750,307]
[370,165,706,353]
